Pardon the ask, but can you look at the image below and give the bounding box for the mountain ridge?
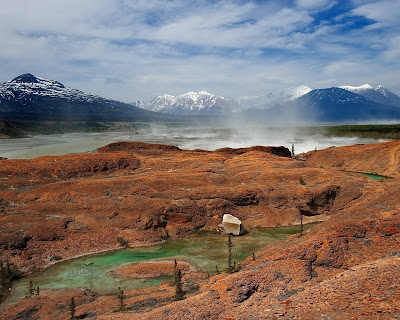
[2,73,400,122]
[0,73,166,121]
[143,91,233,115]
[339,84,400,107]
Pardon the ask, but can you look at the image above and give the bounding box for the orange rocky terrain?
[1,140,400,319]
[109,258,196,279]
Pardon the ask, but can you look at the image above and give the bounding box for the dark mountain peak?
[0,73,164,122]
[11,73,39,83]
[10,73,65,88]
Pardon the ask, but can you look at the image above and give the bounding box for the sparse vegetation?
[26,280,34,298]
[69,297,76,320]
[291,143,295,157]
[226,236,241,273]
[116,287,126,311]
[297,124,400,140]
[0,198,10,207]
[227,235,234,273]
[173,268,185,301]
[0,120,110,138]
[0,261,21,302]
[300,211,304,236]
[117,237,129,248]
[299,177,306,185]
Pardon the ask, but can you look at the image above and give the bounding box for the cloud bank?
[0,0,399,101]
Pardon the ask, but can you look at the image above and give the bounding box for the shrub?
[117,237,129,248]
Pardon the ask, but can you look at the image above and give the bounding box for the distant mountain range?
[138,84,400,122]
[339,84,400,107]
[235,85,312,111]
[249,87,400,123]
[1,74,400,123]
[0,73,164,121]
[143,91,233,115]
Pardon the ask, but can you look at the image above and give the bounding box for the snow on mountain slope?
[144,91,234,115]
[297,87,369,106]
[340,84,400,107]
[252,87,400,123]
[0,73,162,121]
[0,73,113,106]
[235,85,312,110]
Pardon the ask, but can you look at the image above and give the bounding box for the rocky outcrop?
[302,139,400,177]
[215,146,292,157]
[1,141,400,319]
[98,141,182,154]
[222,214,242,235]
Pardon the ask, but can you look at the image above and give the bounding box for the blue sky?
[1,0,399,101]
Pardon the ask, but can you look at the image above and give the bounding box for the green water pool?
[343,170,392,180]
[4,224,314,307]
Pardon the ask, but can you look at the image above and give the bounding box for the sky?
[1,0,399,102]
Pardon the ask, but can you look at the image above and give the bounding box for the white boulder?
[222,214,242,235]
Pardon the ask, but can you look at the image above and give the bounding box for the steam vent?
[222,214,242,235]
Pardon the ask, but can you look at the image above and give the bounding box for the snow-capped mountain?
[2,73,400,123]
[143,91,234,115]
[140,86,313,114]
[244,87,400,123]
[0,73,162,121]
[0,73,110,104]
[340,84,400,107]
[235,85,312,111]
[146,94,176,112]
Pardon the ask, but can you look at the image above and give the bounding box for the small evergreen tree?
[26,280,34,298]
[1,261,21,301]
[227,236,234,273]
[291,143,295,158]
[300,211,304,236]
[173,269,184,301]
[173,259,178,282]
[117,287,125,311]
[69,297,76,320]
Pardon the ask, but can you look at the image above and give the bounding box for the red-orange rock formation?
[302,139,400,177]
[110,259,195,279]
[1,140,400,319]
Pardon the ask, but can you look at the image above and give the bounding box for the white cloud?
[382,35,400,61]
[0,0,399,100]
[351,0,400,26]
[295,0,334,10]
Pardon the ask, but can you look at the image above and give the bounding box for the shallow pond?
[5,224,314,306]
[344,170,392,180]
[356,172,391,180]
